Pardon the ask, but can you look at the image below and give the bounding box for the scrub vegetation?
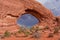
[0,26,60,40]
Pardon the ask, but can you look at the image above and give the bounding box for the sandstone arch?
[0,0,60,33]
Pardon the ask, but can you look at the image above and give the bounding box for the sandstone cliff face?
[0,0,60,35]
[0,0,60,31]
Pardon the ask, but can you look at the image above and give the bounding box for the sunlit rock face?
[0,0,60,40]
[0,0,60,34]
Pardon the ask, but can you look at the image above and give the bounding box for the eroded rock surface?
[0,0,60,40]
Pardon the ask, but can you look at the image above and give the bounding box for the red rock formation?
[0,0,60,40]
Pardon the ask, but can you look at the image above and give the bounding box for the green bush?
[30,26,41,33]
[19,27,27,32]
[18,27,31,37]
[4,31,11,37]
[24,31,30,37]
[18,29,22,33]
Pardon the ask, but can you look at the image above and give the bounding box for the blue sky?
[36,0,60,16]
[17,14,39,27]
[36,0,47,4]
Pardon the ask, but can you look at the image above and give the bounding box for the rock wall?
[0,0,60,33]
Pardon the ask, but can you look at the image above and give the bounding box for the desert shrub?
[31,30,41,40]
[32,32,40,38]
[30,27,35,33]
[30,25,42,38]
[18,26,31,37]
[53,27,59,34]
[4,31,11,37]
[13,32,17,36]
[17,25,42,37]
[19,27,27,32]
[24,31,30,37]
[18,29,22,33]
[31,26,41,38]
[30,26,41,33]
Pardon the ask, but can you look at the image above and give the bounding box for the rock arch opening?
[17,9,41,27]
